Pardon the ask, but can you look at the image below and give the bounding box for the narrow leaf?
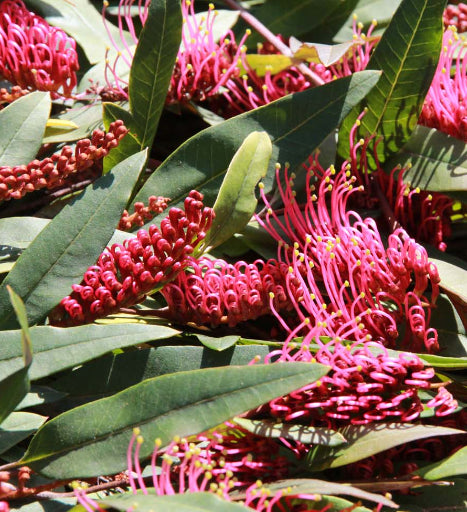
[308,423,463,470]
[22,362,329,478]
[337,0,446,164]
[0,92,50,167]
[413,446,467,480]
[0,150,148,329]
[204,131,272,249]
[0,323,178,381]
[233,418,346,447]
[129,0,182,149]
[132,71,380,224]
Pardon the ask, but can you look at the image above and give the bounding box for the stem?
[222,0,325,86]
[36,477,130,500]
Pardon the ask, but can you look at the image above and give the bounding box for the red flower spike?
[0,0,79,97]
[50,191,214,326]
[118,196,170,231]
[0,121,128,202]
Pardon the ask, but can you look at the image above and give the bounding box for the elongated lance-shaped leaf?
[413,446,467,480]
[21,362,329,478]
[203,131,272,250]
[129,0,182,149]
[0,150,148,329]
[0,412,46,455]
[0,91,50,167]
[0,289,32,424]
[0,323,178,381]
[337,0,447,165]
[131,71,380,228]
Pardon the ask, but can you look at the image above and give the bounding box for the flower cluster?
[102,0,249,104]
[443,3,467,32]
[419,26,467,141]
[118,195,170,231]
[0,85,29,108]
[0,121,128,202]
[50,191,214,326]
[161,256,295,327]
[0,0,79,97]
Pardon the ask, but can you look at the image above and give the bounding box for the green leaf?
[22,362,329,478]
[27,0,132,64]
[0,150,148,329]
[15,386,67,411]
[203,131,272,249]
[102,103,141,173]
[308,423,463,470]
[0,218,50,250]
[0,412,46,455]
[290,39,353,67]
[233,418,346,447]
[413,446,467,480]
[7,286,33,366]
[128,0,182,149]
[194,334,241,352]
[256,479,397,509]
[76,493,252,512]
[132,71,381,223]
[53,345,275,397]
[337,0,446,164]
[0,323,178,381]
[0,92,51,167]
[385,126,467,202]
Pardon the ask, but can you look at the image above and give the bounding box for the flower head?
[443,3,467,32]
[0,0,79,97]
[50,191,214,325]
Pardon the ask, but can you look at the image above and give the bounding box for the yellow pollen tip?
[133,427,141,436]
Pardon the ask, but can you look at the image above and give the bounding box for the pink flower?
[118,195,170,231]
[419,26,467,141]
[443,3,467,32]
[50,191,214,326]
[0,121,128,201]
[161,256,296,327]
[0,0,79,97]
[102,0,249,104]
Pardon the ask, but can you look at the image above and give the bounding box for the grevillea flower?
[220,17,378,116]
[0,85,29,108]
[0,121,128,202]
[443,3,467,32]
[74,427,327,512]
[419,26,467,141]
[50,191,214,326]
[102,0,249,104]
[118,195,170,231]
[0,0,79,97]
[161,256,295,327]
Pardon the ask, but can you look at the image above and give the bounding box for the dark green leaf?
[0,412,46,455]
[128,0,182,149]
[385,126,467,202]
[78,492,252,512]
[0,323,178,381]
[0,150,148,329]
[413,447,467,480]
[53,345,275,397]
[204,131,272,249]
[132,71,380,223]
[337,0,446,164]
[233,418,346,447]
[0,92,50,167]
[308,423,463,470]
[22,362,329,478]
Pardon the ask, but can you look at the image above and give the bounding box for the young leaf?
[203,131,272,250]
[308,423,464,470]
[131,71,380,226]
[128,0,182,150]
[0,150,148,329]
[0,323,178,381]
[337,0,446,164]
[0,91,51,167]
[21,362,329,478]
[233,418,346,447]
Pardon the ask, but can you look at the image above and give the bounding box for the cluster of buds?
[102,0,249,104]
[0,0,79,97]
[161,256,296,327]
[50,191,214,325]
[118,195,170,231]
[0,121,128,202]
[0,85,29,108]
[74,427,328,512]
[419,26,467,141]
[443,3,467,32]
